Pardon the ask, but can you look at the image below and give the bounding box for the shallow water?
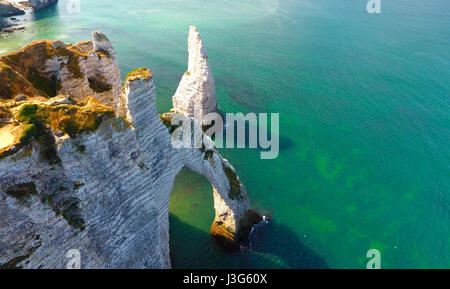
[1,0,449,268]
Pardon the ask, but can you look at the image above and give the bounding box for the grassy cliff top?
[0,37,123,161]
[0,95,116,159]
[16,96,115,138]
[124,67,152,82]
[0,39,112,101]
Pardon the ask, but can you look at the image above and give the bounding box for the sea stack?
[172,26,218,124]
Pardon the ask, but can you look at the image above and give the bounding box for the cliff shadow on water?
[250,220,329,269]
[169,214,328,269]
[168,168,327,268]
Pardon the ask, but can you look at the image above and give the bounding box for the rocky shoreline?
[1,24,24,33]
[0,1,25,17]
[0,0,58,34]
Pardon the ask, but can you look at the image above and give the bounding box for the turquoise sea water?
[1,0,449,268]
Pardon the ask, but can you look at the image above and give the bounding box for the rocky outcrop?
[0,32,122,109]
[172,26,218,124]
[28,0,58,10]
[0,1,25,17]
[0,30,259,269]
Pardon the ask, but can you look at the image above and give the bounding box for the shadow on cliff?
[169,214,328,269]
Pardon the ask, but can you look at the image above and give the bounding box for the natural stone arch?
[0,31,260,269]
[123,70,260,259]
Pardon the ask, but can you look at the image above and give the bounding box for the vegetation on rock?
[125,67,152,82]
[200,143,215,161]
[159,113,181,134]
[17,96,114,138]
[221,160,242,200]
[95,49,111,59]
[60,198,85,231]
[5,182,37,201]
[11,96,114,164]
[0,61,42,100]
[0,40,88,99]
[41,192,85,231]
[0,244,40,269]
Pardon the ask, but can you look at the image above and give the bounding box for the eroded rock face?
[0,31,258,269]
[28,0,58,10]
[0,31,122,109]
[172,26,218,124]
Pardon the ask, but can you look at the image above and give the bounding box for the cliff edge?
[0,29,260,269]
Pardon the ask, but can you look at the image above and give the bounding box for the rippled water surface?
[1,0,449,268]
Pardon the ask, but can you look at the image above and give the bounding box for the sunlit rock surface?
[0,30,258,269]
[172,26,218,124]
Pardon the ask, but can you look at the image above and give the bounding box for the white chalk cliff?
[0,29,260,269]
[172,26,218,123]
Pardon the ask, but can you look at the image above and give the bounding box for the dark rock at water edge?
[1,25,26,33]
[0,2,25,17]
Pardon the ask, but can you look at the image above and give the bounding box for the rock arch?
[123,69,260,261]
[0,30,260,269]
